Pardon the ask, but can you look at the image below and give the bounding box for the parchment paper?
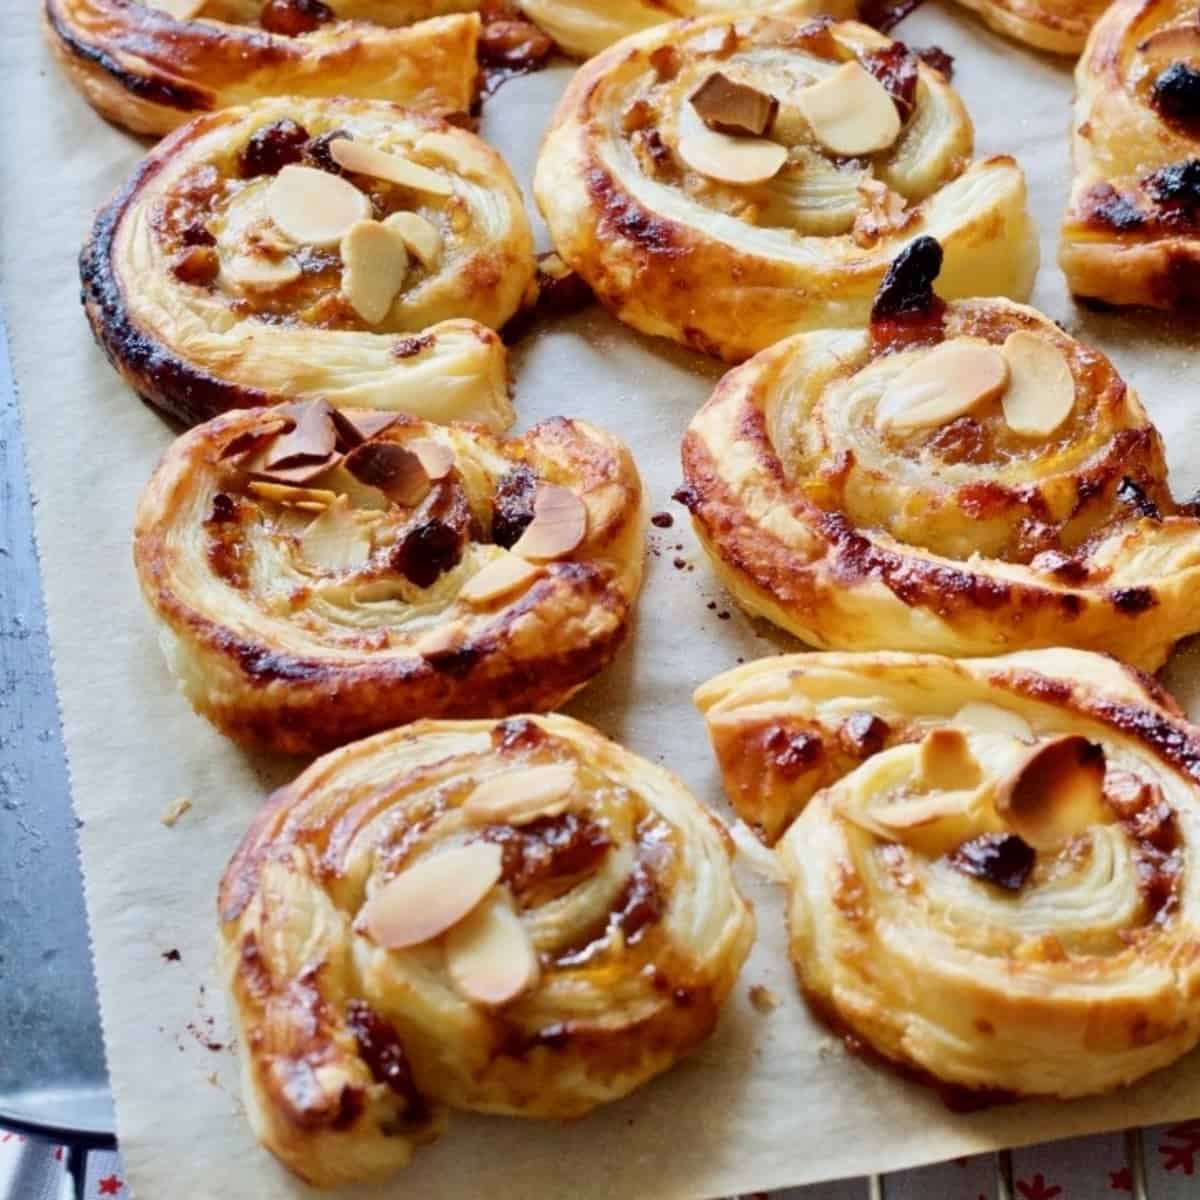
[7,4,1200,1196]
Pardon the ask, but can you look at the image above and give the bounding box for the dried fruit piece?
[330,139,454,196]
[876,339,1009,434]
[994,735,1108,851]
[265,398,337,469]
[259,0,333,35]
[383,212,444,269]
[459,552,541,606]
[949,832,1035,891]
[677,119,788,185]
[796,62,902,156]
[444,889,539,1007]
[240,119,309,178]
[952,702,1034,742]
[265,164,370,247]
[344,442,430,506]
[1001,332,1076,438]
[298,495,373,572]
[690,72,778,137]
[870,235,943,322]
[340,220,410,324]
[394,519,462,588]
[407,438,455,481]
[462,762,577,825]
[358,842,504,949]
[511,484,587,560]
[223,253,302,292]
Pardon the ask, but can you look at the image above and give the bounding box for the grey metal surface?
[0,321,112,1141]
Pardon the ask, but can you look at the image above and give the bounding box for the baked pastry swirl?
[81,96,535,429]
[44,0,483,137]
[133,401,644,754]
[678,236,1200,670]
[948,0,1108,55]
[219,711,754,1187]
[534,13,1036,362]
[696,648,1200,1100]
[1061,0,1200,307]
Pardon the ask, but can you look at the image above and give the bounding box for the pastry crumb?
[749,984,780,1013]
[162,797,193,827]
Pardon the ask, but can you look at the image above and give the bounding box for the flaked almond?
[917,728,982,792]
[408,438,455,481]
[299,495,373,572]
[677,120,788,185]
[358,842,503,949]
[219,416,290,461]
[340,219,410,325]
[994,734,1108,850]
[383,211,444,269]
[344,441,430,506]
[796,61,902,157]
[462,762,577,825]
[445,889,539,1007]
[266,398,337,469]
[223,253,301,292]
[511,484,587,561]
[459,552,541,606]
[1001,331,1076,438]
[414,621,466,658]
[266,164,371,248]
[876,339,1009,434]
[247,480,337,508]
[690,72,779,137]
[330,138,454,196]
[246,455,338,486]
[320,462,392,510]
[952,702,1034,743]
[147,0,207,18]
[329,409,402,449]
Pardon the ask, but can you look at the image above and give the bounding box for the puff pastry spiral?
[535,14,1036,363]
[697,648,1200,1099]
[133,401,644,754]
[678,237,1200,670]
[44,0,483,136]
[219,712,754,1187]
[948,0,1108,55]
[81,97,534,429]
[1061,0,1200,307]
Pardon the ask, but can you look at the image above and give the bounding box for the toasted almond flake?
[677,120,788,185]
[219,417,290,461]
[876,340,1010,434]
[146,0,207,18]
[511,484,587,561]
[690,72,779,137]
[161,797,192,827]
[299,495,373,572]
[408,438,455,480]
[266,165,371,248]
[414,621,466,658]
[344,441,430,506]
[330,138,454,196]
[795,61,901,157]
[383,211,444,269]
[445,889,539,1007]
[266,398,337,469]
[749,984,780,1013]
[1001,332,1076,438]
[246,454,339,486]
[247,480,337,508]
[459,552,541,606]
[462,763,577,825]
[223,253,301,293]
[952,702,1035,742]
[359,842,503,949]
[994,735,1108,850]
[917,728,982,792]
[340,220,410,325]
[319,463,392,510]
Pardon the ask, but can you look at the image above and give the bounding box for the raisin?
[479,16,555,69]
[1116,476,1161,520]
[949,833,1035,891]
[915,45,954,77]
[392,520,462,588]
[260,0,334,36]
[239,118,310,178]
[1145,157,1200,215]
[491,465,538,548]
[345,1001,429,1123]
[1151,62,1200,130]
[860,43,919,119]
[870,235,944,321]
[304,130,352,175]
[840,712,890,756]
[172,245,219,287]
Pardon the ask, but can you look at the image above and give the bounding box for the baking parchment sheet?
[6,3,1200,1196]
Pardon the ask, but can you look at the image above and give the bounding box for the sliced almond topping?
[266,398,337,469]
[223,253,301,293]
[329,409,403,449]
[146,0,207,18]
[344,441,430,506]
[459,552,542,606]
[1001,332,1076,438]
[383,212,444,269]
[265,164,371,248]
[414,621,466,658]
[445,890,539,1007]
[330,138,454,196]
[994,735,1108,851]
[917,728,983,792]
[340,220,410,325]
[299,495,373,573]
[247,481,337,508]
[876,340,1010,434]
[462,763,577,825]
[795,61,902,157]
[510,485,587,561]
[408,438,455,481]
[952,702,1035,743]
[246,455,338,486]
[690,72,779,137]
[358,842,503,949]
[219,417,290,461]
[677,121,788,186]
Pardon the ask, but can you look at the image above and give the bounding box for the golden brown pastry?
[678,236,1200,671]
[44,0,483,137]
[948,0,1108,54]
[696,648,1200,1100]
[219,711,754,1187]
[133,401,644,754]
[1061,0,1200,307]
[81,96,534,429]
[534,13,1036,363]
